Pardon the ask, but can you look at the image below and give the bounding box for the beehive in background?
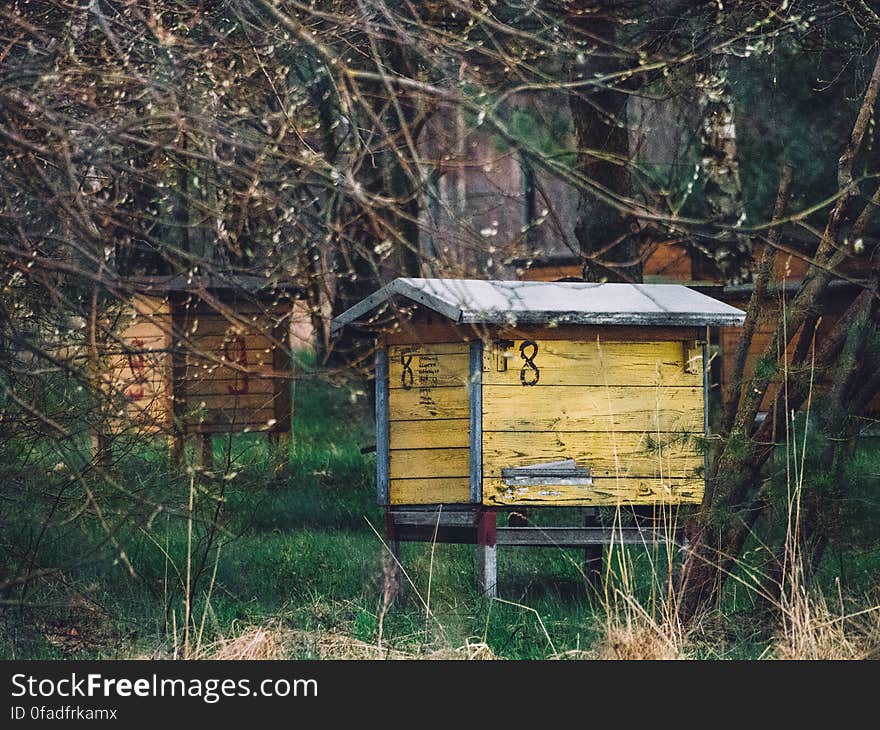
[104,275,295,438]
[174,291,292,434]
[332,278,746,508]
[513,241,697,284]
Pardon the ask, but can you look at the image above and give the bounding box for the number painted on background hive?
[520,340,540,386]
[223,334,250,395]
[126,338,148,400]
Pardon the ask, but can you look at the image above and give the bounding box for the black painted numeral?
[401,352,414,390]
[519,340,540,386]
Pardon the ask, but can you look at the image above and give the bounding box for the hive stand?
[93,275,296,476]
[383,506,682,600]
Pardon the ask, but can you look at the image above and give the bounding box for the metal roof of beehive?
[330,278,746,335]
[127,273,300,298]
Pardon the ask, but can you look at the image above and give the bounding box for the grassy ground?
[2,364,879,660]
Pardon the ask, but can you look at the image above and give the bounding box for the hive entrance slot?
[501,459,593,487]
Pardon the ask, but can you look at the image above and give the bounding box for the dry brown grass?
[193,621,498,660]
[773,588,880,660]
[595,612,686,660]
[590,508,691,661]
[592,588,689,660]
[201,622,291,660]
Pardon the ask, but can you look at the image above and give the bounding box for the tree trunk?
[565,5,641,283]
[697,60,750,283]
[678,54,880,621]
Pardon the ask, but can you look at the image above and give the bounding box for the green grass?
[0,370,597,659]
[1,364,877,660]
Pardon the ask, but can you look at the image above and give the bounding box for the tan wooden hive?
[104,275,295,438]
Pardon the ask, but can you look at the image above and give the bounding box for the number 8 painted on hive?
[400,352,414,390]
[519,340,540,386]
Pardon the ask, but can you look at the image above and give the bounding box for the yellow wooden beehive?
[102,275,294,438]
[332,278,745,508]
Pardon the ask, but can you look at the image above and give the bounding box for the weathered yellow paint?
[482,384,703,433]
[385,342,472,504]
[390,448,469,479]
[484,339,702,387]
[382,336,706,507]
[684,342,703,375]
[389,342,470,357]
[390,419,469,450]
[388,344,470,389]
[482,476,703,506]
[482,431,703,479]
[479,336,705,506]
[388,384,470,421]
[390,477,471,505]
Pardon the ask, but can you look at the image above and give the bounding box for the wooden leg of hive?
[198,434,213,472]
[583,509,603,595]
[381,509,400,607]
[476,508,498,598]
[168,432,185,469]
[90,430,111,468]
[381,510,401,606]
[477,544,498,598]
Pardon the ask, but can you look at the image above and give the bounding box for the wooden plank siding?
[389,419,470,449]
[174,302,291,432]
[481,385,704,433]
[481,337,705,507]
[389,448,470,479]
[387,341,471,504]
[389,477,474,505]
[482,431,703,480]
[102,293,293,435]
[482,340,702,387]
[388,385,470,421]
[383,335,707,507]
[482,476,703,506]
[388,343,470,388]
